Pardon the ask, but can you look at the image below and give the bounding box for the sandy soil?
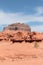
[0,41,43,65]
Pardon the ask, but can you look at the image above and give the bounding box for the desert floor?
[0,41,43,65]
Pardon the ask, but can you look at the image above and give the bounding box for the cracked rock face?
[3,23,31,32]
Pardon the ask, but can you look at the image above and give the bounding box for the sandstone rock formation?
[3,23,31,32]
[0,23,43,43]
[0,30,43,43]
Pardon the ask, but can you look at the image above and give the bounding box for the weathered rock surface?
[0,23,43,43]
[0,30,43,43]
[3,23,31,32]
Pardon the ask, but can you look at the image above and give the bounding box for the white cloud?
[35,6,43,16]
[0,11,25,24]
[0,8,43,24]
[31,25,43,32]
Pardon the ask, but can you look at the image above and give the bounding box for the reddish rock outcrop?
[0,23,43,43]
[0,30,43,43]
[3,23,31,32]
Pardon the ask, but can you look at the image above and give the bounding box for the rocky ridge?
[0,23,43,43]
[0,30,43,43]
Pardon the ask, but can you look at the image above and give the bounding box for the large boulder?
[3,23,31,32]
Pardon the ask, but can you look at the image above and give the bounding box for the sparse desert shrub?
[34,42,39,48]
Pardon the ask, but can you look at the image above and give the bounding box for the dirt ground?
[0,41,43,65]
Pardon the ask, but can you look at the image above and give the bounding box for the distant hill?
[3,23,31,32]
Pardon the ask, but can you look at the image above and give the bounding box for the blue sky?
[0,0,43,32]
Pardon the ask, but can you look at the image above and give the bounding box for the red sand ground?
[0,30,43,65]
[0,41,43,65]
